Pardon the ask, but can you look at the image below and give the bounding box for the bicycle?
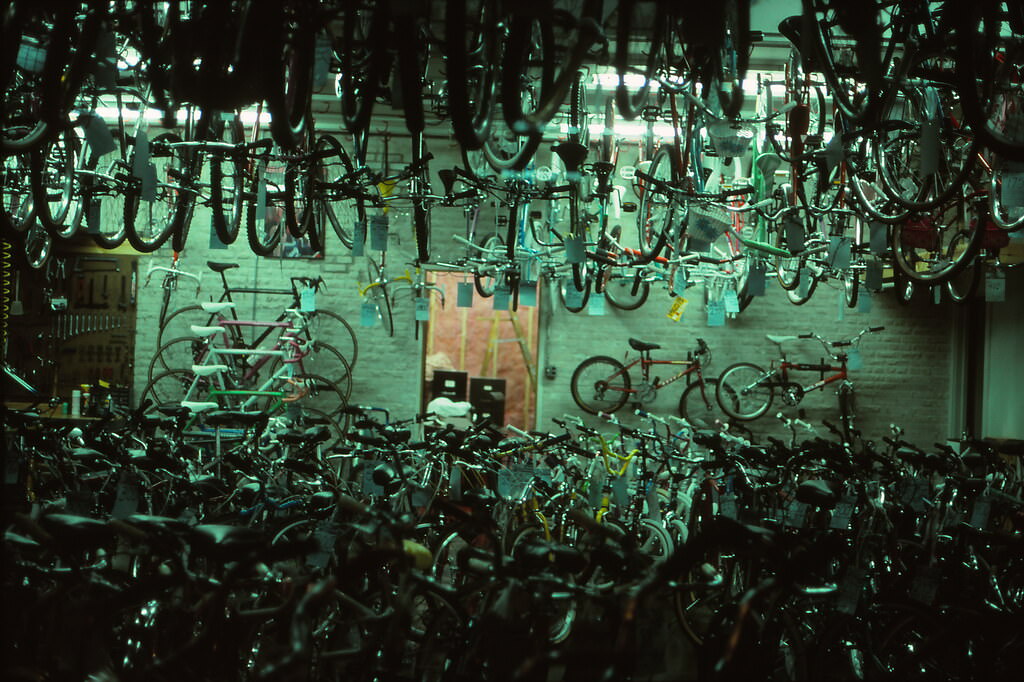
[570,337,729,428]
[715,326,885,439]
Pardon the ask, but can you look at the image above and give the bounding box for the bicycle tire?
[844,269,860,308]
[411,132,432,263]
[12,222,52,271]
[264,7,315,150]
[570,355,631,414]
[603,274,650,311]
[258,372,347,421]
[139,368,209,414]
[123,133,182,253]
[633,147,676,263]
[247,159,284,257]
[559,275,591,313]
[614,0,664,120]
[507,525,578,644]
[716,362,774,421]
[269,341,353,405]
[318,135,364,249]
[30,125,83,239]
[889,190,985,284]
[169,116,208,252]
[787,271,819,305]
[445,0,499,150]
[303,309,360,373]
[338,3,388,135]
[945,254,981,305]
[209,116,246,245]
[679,378,731,431]
[157,303,214,352]
[149,335,210,382]
[500,13,556,133]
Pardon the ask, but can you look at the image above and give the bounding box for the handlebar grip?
[336,493,368,515]
[721,186,755,197]
[869,326,885,332]
[798,333,814,339]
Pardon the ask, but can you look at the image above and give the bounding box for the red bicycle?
[570,337,729,428]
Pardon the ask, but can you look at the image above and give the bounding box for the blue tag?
[132,130,150,179]
[828,237,851,269]
[300,287,316,312]
[707,300,726,326]
[86,201,101,233]
[588,292,606,315]
[858,289,871,313]
[493,285,510,310]
[519,282,537,306]
[139,161,158,202]
[986,271,1006,302]
[209,216,228,249]
[370,214,388,251]
[672,267,687,297]
[869,222,888,255]
[564,236,585,263]
[457,282,473,307]
[784,217,805,251]
[919,121,940,176]
[837,287,846,322]
[847,347,863,371]
[352,220,366,256]
[415,297,430,321]
[84,113,116,157]
[866,261,883,290]
[360,302,378,327]
[746,261,766,296]
[723,289,740,314]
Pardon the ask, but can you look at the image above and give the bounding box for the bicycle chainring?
[780,383,804,406]
[636,381,658,404]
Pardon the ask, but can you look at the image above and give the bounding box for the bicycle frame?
[774,356,848,395]
[607,354,706,400]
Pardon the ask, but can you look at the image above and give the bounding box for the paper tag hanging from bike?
[352,220,366,256]
[746,260,766,296]
[706,300,725,327]
[519,282,537,307]
[370,215,388,251]
[300,286,317,312]
[687,203,730,244]
[723,288,740,314]
[588,292,606,315]
[415,297,430,321]
[857,290,872,313]
[1002,168,1024,208]
[846,347,863,371]
[986,270,1006,301]
[564,236,585,263]
[667,297,687,322]
[360,302,378,327]
[828,237,851,269]
[84,112,117,157]
[564,285,584,310]
[492,285,510,311]
[456,281,473,308]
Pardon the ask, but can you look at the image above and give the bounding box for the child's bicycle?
[569,337,729,428]
[715,326,885,440]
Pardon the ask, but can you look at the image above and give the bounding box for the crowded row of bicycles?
[4,395,1021,680]
[3,0,1024,310]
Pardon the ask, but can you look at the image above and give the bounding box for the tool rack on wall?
[4,246,138,413]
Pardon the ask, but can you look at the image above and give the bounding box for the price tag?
[132,130,150,179]
[706,300,725,327]
[846,347,863,371]
[86,201,102,234]
[449,465,462,501]
[256,161,268,219]
[362,461,384,496]
[352,220,366,256]
[824,134,845,174]
[111,473,140,519]
[919,120,940,177]
[986,270,1006,302]
[588,292,606,315]
[828,237,851,269]
[857,289,872,313]
[933,283,942,304]
[830,496,857,530]
[747,260,766,296]
[723,288,740,314]
[456,281,474,307]
[612,476,630,509]
[564,285,584,310]
[969,494,991,530]
[564,236,585,263]
[370,214,388,251]
[865,260,883,291]
[798,270,812,298]
[672,267,687,297]
[16,38,47,73]
[307,521,337,569]
[138,161,158,202]
[415,297,430,321]
[519,282,537,306]
[646,485,663,523]
[93,29,117,89]
[836,287,846,322]
[209,214,228,249]
[667,297,687,322]
[300,286,317,312]
[360,302,378,327]
[1002,171,1024,208]
[784,501,808,528]
[719,493,738,520]
[836,567,866,615]
[84,113,116,157]
[784,216,805,251]
[492,284,510,311]
[869,222,888,255]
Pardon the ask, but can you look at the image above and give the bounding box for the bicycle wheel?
[209,117,246,245]
[945,254,981,304]
[318,135,364,249]
[786,271,819,305]
[247,156,284,257]
[558,275,591,313]
[302,309,359,373]
[148,335,210,381]
[603,273,650,311]
[633,147,677,262]
[445,0,499,150]
[270,372,347,421]
[123,133,182,253]
[890,187,984,284]
[139,368,211,413]
[679,379,732,430]
[337,2,387,135]
[13,221,52,270]
[273,341,353,405]
[614,0,664,120]
[157,304,217,352]
[716,362,774,421]
[570,355,631,415]
[507,526,577,644]
[264,6,315,150]
[843,268,860,308]
[411,132,432,263]
[30,124,84,239]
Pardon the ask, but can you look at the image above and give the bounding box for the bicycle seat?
[553,142,589,173]
[205,410,270,429]
[765,334,799,346]
[200,301,236,314]
[190,524,266,556]
[207,261,239,273]
[628,338,661,352]
[181,401,219,413]
[795,479,839,510]
[190,325,224,338]
[191,364,229,376]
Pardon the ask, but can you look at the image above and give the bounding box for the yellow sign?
[667,297,687,322]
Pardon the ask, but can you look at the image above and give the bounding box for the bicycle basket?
[900,218,939,250]
[707,121,755,158]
